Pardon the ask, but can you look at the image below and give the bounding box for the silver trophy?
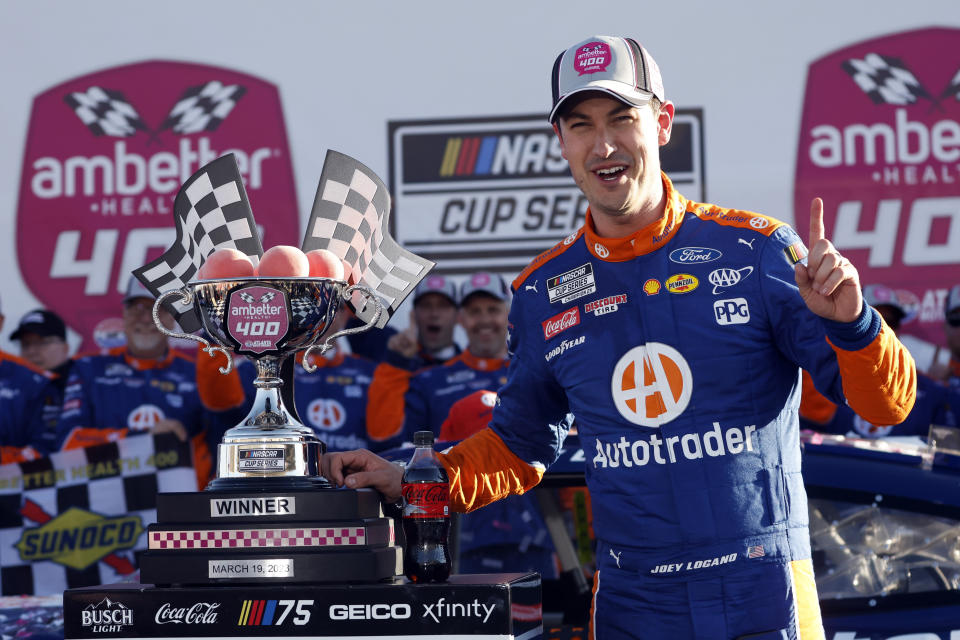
[154,277,382,490]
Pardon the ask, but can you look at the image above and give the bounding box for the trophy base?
[158,487,384,522]
[205,475,331,492]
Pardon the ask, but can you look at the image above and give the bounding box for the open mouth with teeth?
[595,166,627,181]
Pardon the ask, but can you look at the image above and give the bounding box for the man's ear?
[657,101,676,147]
[553,122,567,160]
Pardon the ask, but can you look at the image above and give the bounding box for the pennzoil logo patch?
[665,274,699,294]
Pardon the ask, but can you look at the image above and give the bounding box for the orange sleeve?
[437,428,544,513]
[829,322,916,425]
[196,350,245,411]
[0,446,41,464]
[191,432,213,490]
[366,363,413,442]
[798,370,837,425]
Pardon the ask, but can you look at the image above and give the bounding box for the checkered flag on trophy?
[133,154,263,332]
[159,80,247,134]
[841,53,931,105]
[301,150,433,328]
[64,86,149,137]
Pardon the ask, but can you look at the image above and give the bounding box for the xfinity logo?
[422,597,497,624]
[714,298,750,325]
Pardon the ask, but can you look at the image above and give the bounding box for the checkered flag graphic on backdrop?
[0,435,195,596]
[302,150,433,328]
[133,154,263,332]
[64,86,148,137]
[159,81,247,134]
[841,53,932,105]
[940,67,960,103]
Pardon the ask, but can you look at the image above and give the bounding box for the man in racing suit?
[323,35,916,640]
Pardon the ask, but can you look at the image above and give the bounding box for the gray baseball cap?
[550,35,665,123]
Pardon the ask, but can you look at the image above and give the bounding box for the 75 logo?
[238,600,314,626]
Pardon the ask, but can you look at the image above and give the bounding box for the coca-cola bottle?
[401,430,451,583]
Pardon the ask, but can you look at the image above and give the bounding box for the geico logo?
[82,609,133,626]
[592,422,757,468]
[809,108,960,167]
[30,138,274,198]
[329,604,411,620]
[20,519,140,559]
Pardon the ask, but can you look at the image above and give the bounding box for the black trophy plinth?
[140,488,401,585]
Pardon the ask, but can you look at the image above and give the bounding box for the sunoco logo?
[17,61,300,351]
[82,597,134,633]
[388,112,704,273]
[16,505,143,570]
[795,27,960,345]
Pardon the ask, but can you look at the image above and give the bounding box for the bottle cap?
[413,431,435,446]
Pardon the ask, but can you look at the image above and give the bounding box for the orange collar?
[582,172,687,261]
[458,349,508,372]
[111,345,178,371]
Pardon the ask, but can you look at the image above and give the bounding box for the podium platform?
[63,573,542,639]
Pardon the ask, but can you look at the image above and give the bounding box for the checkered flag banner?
[63,86,148,137]
[0,435,196,596]
[133,154,263,332]
[940,66,960,102]
[302,150,433,328]
[841,53,932,105]
[159,80,247,134]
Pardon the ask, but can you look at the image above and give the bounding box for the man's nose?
[592,125,616,157]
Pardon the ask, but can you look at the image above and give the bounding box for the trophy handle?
[153,287,235,374]
[301,284,384,373]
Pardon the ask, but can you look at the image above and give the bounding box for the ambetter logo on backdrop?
[15,61,300,351]
[794,28,960,346]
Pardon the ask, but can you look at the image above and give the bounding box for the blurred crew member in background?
[383,274,461,371]
[366,271,509,451]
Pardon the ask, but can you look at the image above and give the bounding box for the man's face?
[459,294,508,359]
[557,95,673,221]
[19,333,70,371]
[413,293,458,352]
[123,298,171,355]
[946,307,960,359]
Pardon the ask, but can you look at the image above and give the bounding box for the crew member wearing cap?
[802,285,956,438]
[54,278,210,472]
[9,309,73,453]
[324,35,915,639]
[384,275,462,371]
[0,297,59,461]
[366,271,510,450]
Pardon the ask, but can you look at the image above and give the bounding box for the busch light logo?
[16,61,300,351]
[82,597,133,633]
[794,28,960,344]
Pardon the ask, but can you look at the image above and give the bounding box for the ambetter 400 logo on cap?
[16,61,300,351]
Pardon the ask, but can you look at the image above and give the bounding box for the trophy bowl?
[154,277,382,491]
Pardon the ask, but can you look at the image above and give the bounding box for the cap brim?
[550,84,653,122]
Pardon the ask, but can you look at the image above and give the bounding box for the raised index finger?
[809,197,825,246]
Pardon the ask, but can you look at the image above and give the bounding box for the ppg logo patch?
[714,298,750,325]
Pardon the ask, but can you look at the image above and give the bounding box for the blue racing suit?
[437,174,915,640]
[0,351,55,454]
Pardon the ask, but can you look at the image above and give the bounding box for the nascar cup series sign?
[16,61,300,350]
[794,28,960,344]
[388,111,704,274]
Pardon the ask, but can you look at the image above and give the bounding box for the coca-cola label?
[16,61,300,352]
[155,602,221,625]
[542,307,580,340]
[226,285,289,354]
[402,482,449,519]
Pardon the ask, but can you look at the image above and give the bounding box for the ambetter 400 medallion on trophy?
[133,151,434,586]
